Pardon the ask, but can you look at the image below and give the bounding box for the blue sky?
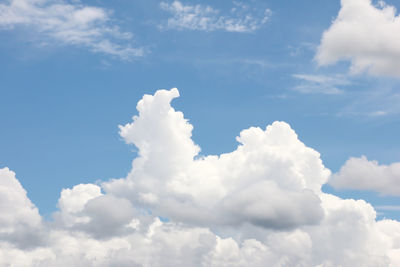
[1,1,400,265]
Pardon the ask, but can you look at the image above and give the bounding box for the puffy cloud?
[53,184,138,239]
[0,0,144,60]
[160,1,271,32]
[0,168,44,248]
[105,88,329,230]
[330,156,400,196]
[52,183,102,228]
[1,88,400,266]
[316,0,400,77]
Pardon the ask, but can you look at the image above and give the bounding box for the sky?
[1,0,400,266]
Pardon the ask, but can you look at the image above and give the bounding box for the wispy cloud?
[292,74,349,95]
[0,0,144,60]
[160,1,271,32]
[338,86,400,117]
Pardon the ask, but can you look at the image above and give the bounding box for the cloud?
[0,168,44,249]
[292,74,349,94]
[0,0,144,60]
[330,156,400,196]
[316,0,400,77]
[337,85,400,117]
[1,88,400,266]
[160,1,271,32]
[106,88,328,229]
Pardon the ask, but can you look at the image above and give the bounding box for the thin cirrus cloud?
[160,1,271,32]
[1,88,400,266]
[292,74,349,95]
[316,0,400,77]
[330,156,400,196]
[0,0,144,60]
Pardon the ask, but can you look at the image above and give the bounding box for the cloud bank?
[0,0,144,60]
[160,1,271,32]
[316,0,400,77]
[1,88,400,266]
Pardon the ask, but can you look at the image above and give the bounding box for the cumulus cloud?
[0,0,144,60]
[316,0,400,77]
[0,168,44,249]
[160,1,271,32]
[1,88,400,266]
[330,156,400,196]
[105,88,328,230]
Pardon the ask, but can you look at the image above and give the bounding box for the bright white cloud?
[330,156,400,196]
[53,183,103,227]
[0,0,144,60]
[0,168,43,249]
[292,74,349,95]
[160,1,271,32]
[1,88,400,266]
[105,88,329,230]
[316,0,400,77]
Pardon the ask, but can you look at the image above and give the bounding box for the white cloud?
[54,183,103,227]
[0,168,44,248]
[292,74,349,94]
[106,88,329,229]
[160,1,271,32]
[316,0,400,77]
[1,88,400,266]
[330,156,400,196]
[0,0,144,60]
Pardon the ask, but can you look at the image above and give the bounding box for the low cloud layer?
[0,0,144,60]
[330,156,400,196]
[160,1,271,32]
[1,88,400,266]
[316,0,400,77]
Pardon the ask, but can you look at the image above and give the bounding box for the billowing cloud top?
[316,0,400,77]
[1,88,400,266]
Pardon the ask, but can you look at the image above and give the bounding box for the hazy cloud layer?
[330,156,400,196]
[316,0,400,77]
[0,0,144,60]
[1,89,400,266]
[160,1,271,32]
